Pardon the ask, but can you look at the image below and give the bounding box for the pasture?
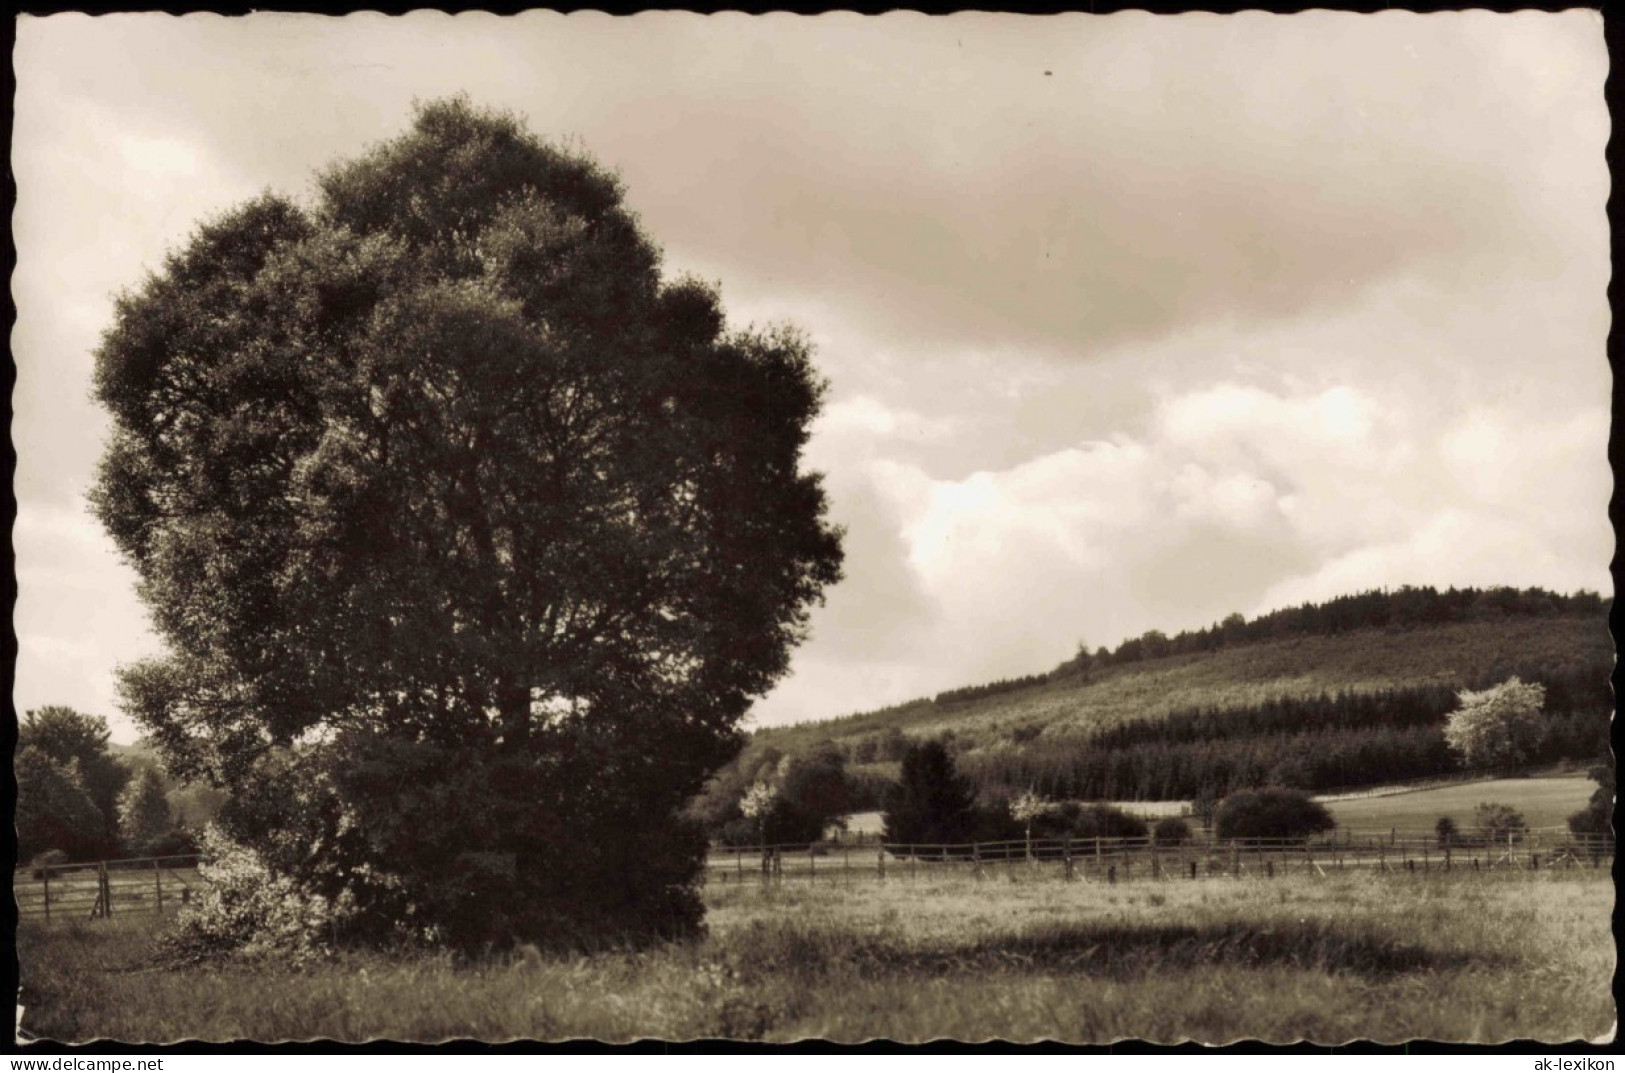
[1322,775,1593,831]
[17,865,1612,1044]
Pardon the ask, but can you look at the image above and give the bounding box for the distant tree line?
[933,673,1052,707]
[959,662,1610,801]
[1051,585,1606,678]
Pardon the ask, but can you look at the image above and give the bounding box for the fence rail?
[705,831,1614,886]
[13,855,201,921]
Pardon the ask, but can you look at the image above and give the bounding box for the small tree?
[119,767,174,856]
[1190,786,1221,830]
[1444,677,1547,769]
[882,739,977,850]
[1009,789,1045,859]
[1214,788,1335,841]
[739,780,778,849]
[1434,815,1459,847]
[1567,758,1614,838]
[1474,802,1528,845]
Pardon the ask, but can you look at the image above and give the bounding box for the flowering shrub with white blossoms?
[164,825,357,964]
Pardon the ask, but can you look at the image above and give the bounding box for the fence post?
[1189,860,1197,881]
[153,859,164,914]
[878,848,886,881]
[737,847,743,880]
[1423,845,1429,873]
[974,842,984,881]
[1151,841,1160,880]
[1063,838,1073,882]
[809,847,815,884]
[1107,864,1117,885]
[42,867,51,922]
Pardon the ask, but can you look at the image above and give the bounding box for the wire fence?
[704,829,1615,886]
[16,828,1613,925]
[13,855,201,922]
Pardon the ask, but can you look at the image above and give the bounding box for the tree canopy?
[1443,677,1546,769]
[19,707,130,856]
[91,98,842,950]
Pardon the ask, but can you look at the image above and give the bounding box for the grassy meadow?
[18,866,1613,1044]
[1324,775,1594,832]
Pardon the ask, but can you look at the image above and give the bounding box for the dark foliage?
[1567,758,1614,837]
[1035,802,1150,842]
[90,99,842,952]
[883,740,978,847]
[1154,817,1192,846]
[19,707,130,857]
[1213,788,1335,841]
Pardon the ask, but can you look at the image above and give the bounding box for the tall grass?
[19,869,1612,1044]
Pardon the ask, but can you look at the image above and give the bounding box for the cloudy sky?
[13,12,1611,741]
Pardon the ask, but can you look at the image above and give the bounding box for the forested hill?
[750,586,1611,800]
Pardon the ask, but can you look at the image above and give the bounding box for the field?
[17,867,1613,1044]
[1324,775,1594,832]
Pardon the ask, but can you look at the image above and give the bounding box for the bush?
[1567,759,1614,837]
[1153,817,1192,846]
[1214,788,1335,841]
[1032,802,1149,842]
[1474,802,1528,845]
[30,849,70,880]
[162,826,355,965]
[1435,816,1460,847]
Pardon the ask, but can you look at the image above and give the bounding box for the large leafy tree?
[91,98,842,949]
[16,746,107,861]
[19,707,130,855]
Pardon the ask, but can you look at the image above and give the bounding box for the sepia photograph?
[10,10,1614,1046]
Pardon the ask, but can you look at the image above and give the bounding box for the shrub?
[1032,802,1149,842]
[162,826,356,965]
[1567,759,1614,837]
[1154,817,1192,846]
[1474,802,1528,845]
[1435,816,1460,847]
[1213,788,1335,841]
[29,849,70,880]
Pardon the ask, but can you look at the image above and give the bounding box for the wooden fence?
[13,855,201,922]
[704,829,1615,886]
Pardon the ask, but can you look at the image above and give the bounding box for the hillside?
[744,605,1610,804]
[759,615,1610,758]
